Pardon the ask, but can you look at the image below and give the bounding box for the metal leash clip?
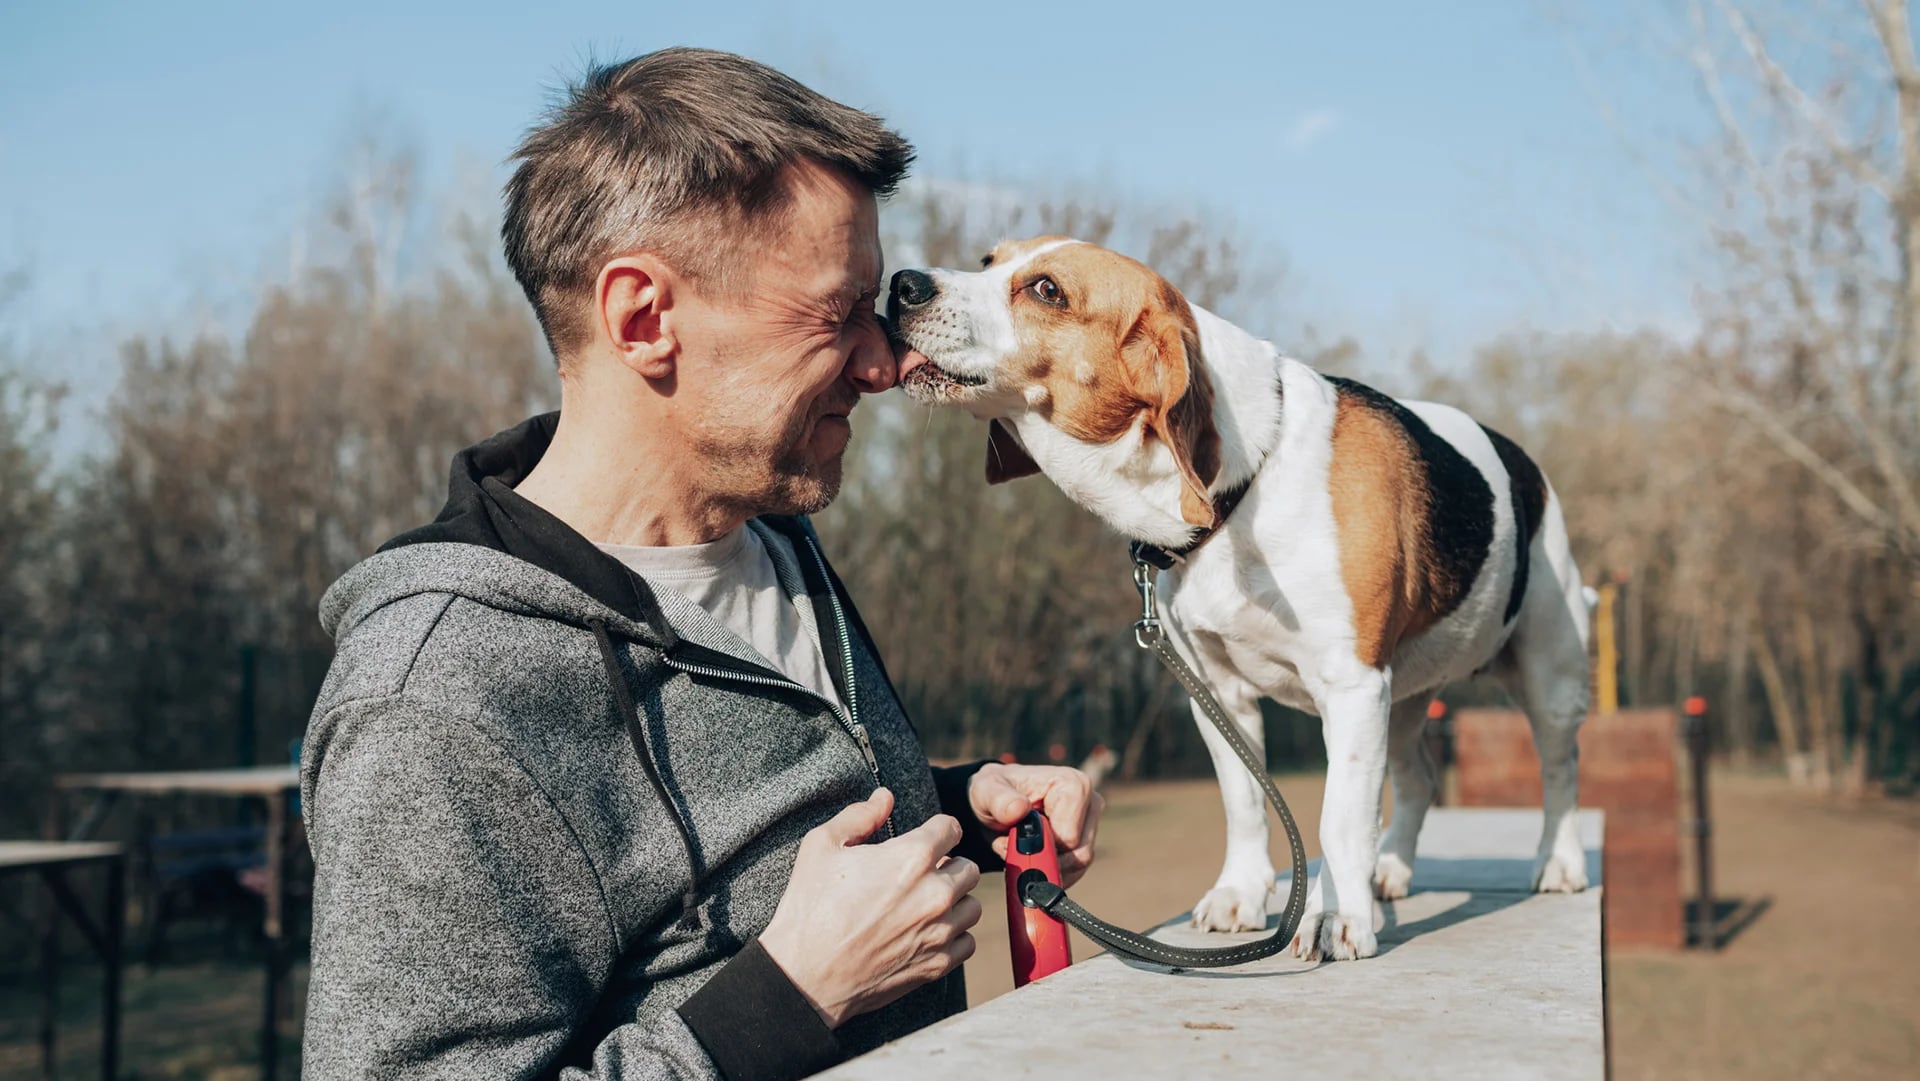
[1132,560,1162,649]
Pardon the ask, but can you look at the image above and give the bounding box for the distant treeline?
[9,8,1920,857]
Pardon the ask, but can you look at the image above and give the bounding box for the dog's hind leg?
[1187,670,1278,934]
[1375,694,1438,900]
[1505,662,1589,892]
[1501,527,1593,893]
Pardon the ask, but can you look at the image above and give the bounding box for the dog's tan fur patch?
[1328,395,1420,668]
[1328,382,1489,667]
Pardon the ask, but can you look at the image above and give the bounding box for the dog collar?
[1128,475,1256,571]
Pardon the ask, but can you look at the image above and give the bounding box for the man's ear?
[985,419,1043,485]
[598,256,677,379]
[1126,287,1222,527]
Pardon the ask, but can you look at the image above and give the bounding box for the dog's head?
[886,236,1223,528]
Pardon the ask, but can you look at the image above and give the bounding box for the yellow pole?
[1595,583,1619,714]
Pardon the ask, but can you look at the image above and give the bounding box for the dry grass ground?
[1604,772,1920,1081]
[2,768,1913,1078]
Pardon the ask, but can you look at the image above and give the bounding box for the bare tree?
[1673,0,1920,565]
[1668,0,1920,788]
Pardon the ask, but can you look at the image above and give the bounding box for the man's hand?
[967,763,1105,886]
[760,789,981,1029]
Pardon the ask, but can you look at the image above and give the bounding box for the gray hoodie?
[300,414,996,1081]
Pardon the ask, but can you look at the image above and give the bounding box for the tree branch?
[1714,0,1897,198]
[1698,373,1916,547]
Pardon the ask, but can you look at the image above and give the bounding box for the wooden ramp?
[820,808,1606,1081]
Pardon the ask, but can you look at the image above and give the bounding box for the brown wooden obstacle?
[1450,707,1684,949]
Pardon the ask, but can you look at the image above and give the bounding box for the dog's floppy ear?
[985,418,1043,484]
[1126,284,1222,526]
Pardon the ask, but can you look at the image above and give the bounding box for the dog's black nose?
[891,269,937,308]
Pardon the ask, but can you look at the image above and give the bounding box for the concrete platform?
[820,808,1606,1081]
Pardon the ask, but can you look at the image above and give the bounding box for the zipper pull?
[852,724,896,840]
[851,723,878,773]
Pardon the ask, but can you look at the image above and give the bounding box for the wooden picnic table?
[1,840,126,1081]
[54,767,302,797]
[51,766,303,1081]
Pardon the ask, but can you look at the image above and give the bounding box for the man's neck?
[514,382,746,548]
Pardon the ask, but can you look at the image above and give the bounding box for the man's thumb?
[822,787,894,846]
[974,772,1033,830]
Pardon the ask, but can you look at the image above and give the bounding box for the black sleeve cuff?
[930,760,1006,873]
[677,939,843,1081]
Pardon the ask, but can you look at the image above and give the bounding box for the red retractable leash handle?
[1004,809,1072,987]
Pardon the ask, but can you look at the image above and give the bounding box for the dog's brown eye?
[1028,276,1065,307]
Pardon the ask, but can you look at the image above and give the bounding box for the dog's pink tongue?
[897,348,931,379]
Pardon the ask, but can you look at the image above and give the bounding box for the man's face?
[668,161,895,517]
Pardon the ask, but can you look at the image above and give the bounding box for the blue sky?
[3,0,1709,395]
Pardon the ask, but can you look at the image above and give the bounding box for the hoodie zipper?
[799,532,862,738]
[655,539,891,838]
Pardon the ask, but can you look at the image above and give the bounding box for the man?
[301,48,1102,1081]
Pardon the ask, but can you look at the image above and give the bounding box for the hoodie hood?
[318,541,664,645]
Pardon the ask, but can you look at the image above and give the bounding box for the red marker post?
[1683,695,1714,948]
[1004,810,1072,987]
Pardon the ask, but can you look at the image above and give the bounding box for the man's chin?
[781,477,840,517]
[764,457,843,517]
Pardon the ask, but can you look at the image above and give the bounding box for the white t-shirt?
[597,524,844,711]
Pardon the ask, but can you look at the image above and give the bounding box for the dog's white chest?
[1166,549,1360,712]
[1159,459,1371,712]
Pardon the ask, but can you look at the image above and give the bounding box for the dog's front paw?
[1190,885,1268,932]
[1286,910,1377,960]
[1532,849,1588,893]
[1373,852,1414,900]
[1318,912,1378,960]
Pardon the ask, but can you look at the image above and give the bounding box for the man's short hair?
[503,47,915,360]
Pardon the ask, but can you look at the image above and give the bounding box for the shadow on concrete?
[1371,854,1544,958]
[1107,849,1603,976]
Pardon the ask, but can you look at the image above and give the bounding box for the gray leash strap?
[1019,560,1310,969]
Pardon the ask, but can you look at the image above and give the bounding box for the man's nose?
[847,315,897,394]
[889,269,937,309]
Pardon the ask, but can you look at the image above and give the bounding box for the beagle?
[887,236,1593,961]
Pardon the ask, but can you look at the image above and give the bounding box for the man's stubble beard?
[690,398,846,519]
